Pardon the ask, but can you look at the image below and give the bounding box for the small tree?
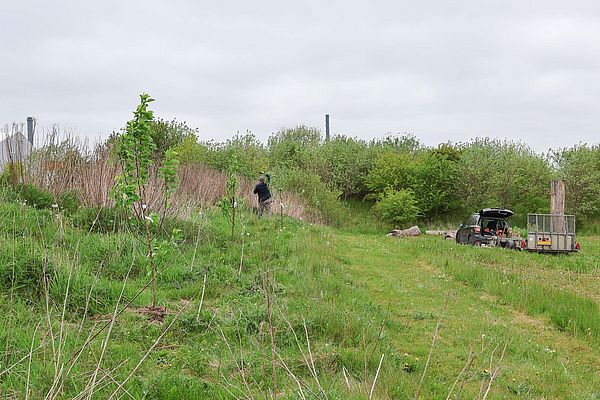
[111,94,180,309]
[372,189,421,228]
[219,154,239,242]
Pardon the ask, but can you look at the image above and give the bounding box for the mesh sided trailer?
[526,214,578,253]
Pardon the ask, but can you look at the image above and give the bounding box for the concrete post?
[26,117,34,145]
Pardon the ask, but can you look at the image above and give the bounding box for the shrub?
[268,126,320,170]
[72,207,122,233]
[274,167,343,223]
[0,162,26,188]
[57,190,81,215]
[0,240,54,298]
[371,189,421,228]
[18,184,55,209]
[313,136,373,198]
[150,118,197,161]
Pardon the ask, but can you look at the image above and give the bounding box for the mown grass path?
[336,232,600,399]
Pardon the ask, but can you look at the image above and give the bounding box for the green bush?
[18,184,55,209]
[173,132,268,178]
[150,118,197,161]
[72,207,122,233]
[552,144,600,221]
[268,125,320,171]
[0,162,26,187]
[371,189,421,228]
[312,135,373,198]
[0,239,53,297]
[274,167,343,223]
[455,138,553,217]
[57,190,81,215]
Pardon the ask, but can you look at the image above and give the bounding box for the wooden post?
[550,179,565,233]
[325,114,330,142]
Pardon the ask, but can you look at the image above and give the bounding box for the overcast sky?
[1,0,599,150]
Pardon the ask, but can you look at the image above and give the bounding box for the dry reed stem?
[415,291,451,400]
[195,273,207,322]
[368,353,385,400]
[239,225,245,274]
[86,258,134,399]
[51,257,75,397]
[256,219,278,399]
[273,301,324,397]
[303,319,326,397]
[446,349,475,400]
[23,131,319,223]
[363,312,388,396]
[214,325,254,400]
[342,366,351,389]
[25,322,41,400]
[274,351,309,400]
[0,343,46,379]
[71,359,131,400]
[107,293,197,400]
[481,342,508,400]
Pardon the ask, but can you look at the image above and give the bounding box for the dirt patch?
[512,310,546,332]
[136,305,167,324]
[479,293,499,303]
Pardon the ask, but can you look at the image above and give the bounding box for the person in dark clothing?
[253,174,272,218]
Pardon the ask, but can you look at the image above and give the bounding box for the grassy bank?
[0,193,599,398]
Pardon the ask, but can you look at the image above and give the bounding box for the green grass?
[0,194,599,398]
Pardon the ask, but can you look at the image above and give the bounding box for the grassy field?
[0,194,599,399]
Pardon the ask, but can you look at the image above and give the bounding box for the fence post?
[550,179,565,233]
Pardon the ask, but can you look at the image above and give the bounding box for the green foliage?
[150,118,197,161]
[366,150,416,194]
[72,206,121,233]
[268,125,321,170]
[173,132,268,178]
[371,188,421,227]
[56,190,81,215]
[111,93,180,308]
[275,167,344,223]
[219,155,239,241]
[0,240,53,297]
[158,148,180,209]
[369,133,423,154]
[18,184,55,209]
[366,145,461,220]
[213,133,268,178]
[313,136,373,198]
[0,162,26,187]
[112,93,156,209]
[410,147,461,219]
[552,144,600,221]
[455,138,553,220]
[172,135,210,165]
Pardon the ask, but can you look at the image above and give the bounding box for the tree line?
[131,121,600,227]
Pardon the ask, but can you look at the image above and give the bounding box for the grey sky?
[1,0,599,150]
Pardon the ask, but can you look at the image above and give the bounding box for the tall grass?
[8,129,320,223]
[438,256,600,340]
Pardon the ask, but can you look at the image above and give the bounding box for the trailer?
[525,213,580,253]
